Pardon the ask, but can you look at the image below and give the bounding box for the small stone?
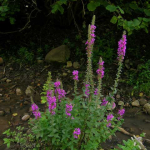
[16,88,22,95]
[139,98,147,106]
[1,77,7,81]
[37,59,43,64]
[0,110,5,116]
[25,86,34,96]
[143,103,150,115]
[24,101,30,105]
[0,94,2,97]
[5,108,11,114]
[125,102,129,107]
[63,72,67,77]
[66,61,72,68]
[0,57,3,64]
[73,62,80,69]
[132,100,140,107]
[118,101,124,106]
[116,94,120,99]
[6,79,11,83]
[22,114,30,121]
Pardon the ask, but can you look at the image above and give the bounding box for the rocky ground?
[0,51,150,149]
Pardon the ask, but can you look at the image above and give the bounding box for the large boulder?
[45,45,70,63]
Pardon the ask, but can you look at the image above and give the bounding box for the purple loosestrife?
[72,70,79,81]
[54,81,61,88]
[31,103,41,119]
[94,88,98,95]
[107,114,114,127]
[117,33,127,62]
[47,96,57,115]
[112,102,116,109]
[66,104,73,117]
[101,98,108,106]
[96,60,104,79]
[96,57,104,104]
[85,16,96,93]
[73,128,81,139]
[107,114,114,122]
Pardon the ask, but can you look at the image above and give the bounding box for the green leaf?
[9,17,15,24]
[129,3,138,10]
[87,1,100,11]
[133,19,141,26]
[106,5,117,12]
[144,9,150,17]
[117,6,124,14]
[110,16,118,24]
[143,18,150,22]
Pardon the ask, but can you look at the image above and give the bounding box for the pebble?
[116,94,121,99]
[0,94,2,97]
[0,110,5,116]
[118,101,124,106]
[143,103,150,115]
[131,100,140,107]
[16,88,22,95]
[63,72,67,77]
[1,77,7,82]
[37,59,44,64]
[139,98,147,106]
[25,86,34,96]
[5,108,11,114]
[73,62,80,69]
[22,114,30,121]
[66,61,72,68]
[6,79,11,83]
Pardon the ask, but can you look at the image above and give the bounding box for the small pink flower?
[107,114,114,122]
[73,128,81,139]
[54,81,61,88]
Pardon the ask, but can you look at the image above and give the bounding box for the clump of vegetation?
[2,16,131,150]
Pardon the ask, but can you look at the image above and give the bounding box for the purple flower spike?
[73,128,81,139]
[66,104,73,117]
[54,81,61,88]
[101,98,108,106]
[72,70,79,81]
[117,33,127,61]
[107,114,114,122]
[118,108,125,116]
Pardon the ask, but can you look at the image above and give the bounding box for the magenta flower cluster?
[107,114,114,127]
[94,88,98,95]
[66,103,73,116]
[101,98,108,106]
[47,95,57,115]
[85,25,96,54]
[73,128,81,139]
[54,81,61,88]
[118,108,125,120]
[72,70,79,81]
[96,61,104,78]
[31,103,41,119]
[117,34,127,61]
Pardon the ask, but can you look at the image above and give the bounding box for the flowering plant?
[3,16,127,150]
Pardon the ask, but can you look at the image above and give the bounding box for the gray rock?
[25,86,34,96]
[0,93,2,96]
[73,62,80,69]
[6,79,11,83]
[139,98,147,106]
[0,110,5,116]
[132,100,140,107]
[143,103,150,115]
[45,45,70,63]
[16,88,22,95]
[63,72,67,77]
[116,94,120,99]
[118,101,124,106]
[66,61,72,68]
[22,114,30,121]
